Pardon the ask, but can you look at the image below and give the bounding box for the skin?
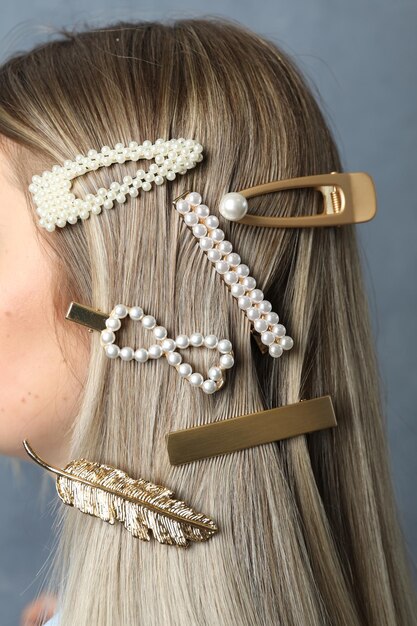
[20,593,57,626]
[0,148,89,469]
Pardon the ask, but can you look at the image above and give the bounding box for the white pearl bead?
[195,204,210,218]
[148,344,163,359]
[161,338,176,352]
[176,199,190,214]
[226,253,241,267]
[269,343,283,358]
[114,304,128,318]
[199,237,213,251]
[259,300,273,313]
[120,346,134,361]
[231,283,246,298]
[142,315,156,329]
[207,249,222,262]
[219,353,234,369]
[105,344,120,358]
[129,306,144,320]
[236,264,250,277]
[224,271,238,285]
[210,228,225,242]
[238,296,252,310]
[219,192,248,221]
[189,372,204,386]
[271,324,286,337]
[254,318,269,333]
[280,336,294,350]
[134,348,149,362]
[217,241,233,255]
[204,334,218,349]
[217,339,232,353]
[261,331,275,345]
[178,363,192,377]
[215,260,229,274]
[167,352,182,366]
[186,192,202,206]
[202,379,217,394]
[193,224,207,238]
[184,212,199,226]
[265,312,279,325]
[101,330,115,344]
[249,289,264,303]
[153,325,168,340]
[105,317,121,331]
[175,334,190,349]
[246,307,261,321]
[189,333,203,347]
[208,366,223,381]
[205,215,219,229]
[242,276,256,291]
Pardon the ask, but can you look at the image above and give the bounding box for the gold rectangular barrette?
[166,395,337,465]
[229,171,376,228]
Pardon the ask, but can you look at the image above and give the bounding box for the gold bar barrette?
[166,395,337,465]
[218,171,377,227]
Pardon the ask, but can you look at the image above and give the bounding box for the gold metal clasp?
[65,301,107,331]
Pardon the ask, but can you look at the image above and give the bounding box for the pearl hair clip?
[66,301,234,395]
[28,138,204,232]
[217,172,377,227]
[173,191,294,358]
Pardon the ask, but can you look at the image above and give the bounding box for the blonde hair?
[1,17,415,625]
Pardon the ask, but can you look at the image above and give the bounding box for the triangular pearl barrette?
[173,191,294,358]
[28,138,203,231]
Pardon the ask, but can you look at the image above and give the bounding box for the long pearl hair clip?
[28,138,204,232]
[173,191,294,358]
[100,304,235,395]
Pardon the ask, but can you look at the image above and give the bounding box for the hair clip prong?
[65,301,107,332]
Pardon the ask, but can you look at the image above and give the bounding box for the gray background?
[1,2,416,624]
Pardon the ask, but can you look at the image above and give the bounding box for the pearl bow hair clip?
[66,301,235,395]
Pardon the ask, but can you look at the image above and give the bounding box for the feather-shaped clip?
[23,440,218,547]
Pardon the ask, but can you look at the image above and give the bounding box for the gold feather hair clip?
[23,440,218,547]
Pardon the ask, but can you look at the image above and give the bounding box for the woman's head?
[0,17,340,467]
[0,17,415,626]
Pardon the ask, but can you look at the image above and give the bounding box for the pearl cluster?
[100,304,235,395]
[28,138,204,232]
[174,192,294,358]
